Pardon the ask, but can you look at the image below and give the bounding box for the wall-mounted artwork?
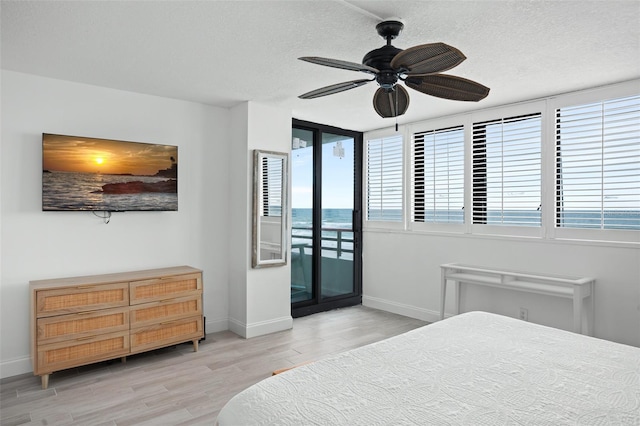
[42,133,178,211]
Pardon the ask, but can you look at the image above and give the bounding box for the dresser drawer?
[37,307,129,344]
[130,315,203,353]
[36,331,129,375]
[30,266,203,389]
[35,282,129,317]
[130,295,202,328]
[130,273,201,305]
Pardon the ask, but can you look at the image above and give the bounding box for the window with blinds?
[412,126,464,224]
[472,113,542,226]
[366,135,403,222]
[262,157,283,217]
[555,95,640,230]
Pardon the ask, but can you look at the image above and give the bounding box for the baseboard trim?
[362,295,441,323]
[246,316,293,339]
[227,317,248,338]
[227,316,293,339]
[205,317,229,335]
[0,355,32,379]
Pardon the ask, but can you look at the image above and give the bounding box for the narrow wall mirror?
[252,150,288,268]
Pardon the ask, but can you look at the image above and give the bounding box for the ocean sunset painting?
[42,134,178,211]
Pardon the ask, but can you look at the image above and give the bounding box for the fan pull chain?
[395,88,399,131]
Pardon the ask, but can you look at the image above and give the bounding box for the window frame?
[469,101,546,238]
[408,116,467,233]
[363,128,405,230]
[362,80,640,246]
[547,83,640,243]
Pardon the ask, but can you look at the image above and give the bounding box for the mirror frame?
[252,149,288,268]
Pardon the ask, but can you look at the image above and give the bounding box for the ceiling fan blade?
[373,85,410,118]
[299,57,379,74]
[299,79,373,99]
[390,43,466,74]
[405,74,490,102]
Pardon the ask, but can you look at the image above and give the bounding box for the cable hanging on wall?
[92,210,112,224]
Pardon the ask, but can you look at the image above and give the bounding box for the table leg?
[440,268,447,320]
[573,285,583,334]
[588,282,595,336]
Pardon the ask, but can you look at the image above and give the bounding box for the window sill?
[362,227,640,249]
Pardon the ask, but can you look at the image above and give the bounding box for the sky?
[42,134,177,176]
[291,136,355,209]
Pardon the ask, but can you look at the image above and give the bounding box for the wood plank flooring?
[0,306,427,425]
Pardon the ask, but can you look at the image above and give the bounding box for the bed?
[216,311,640,425]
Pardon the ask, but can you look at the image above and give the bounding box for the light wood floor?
[1,306,427,426]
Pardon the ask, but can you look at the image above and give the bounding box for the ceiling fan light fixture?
[373,85,409,118]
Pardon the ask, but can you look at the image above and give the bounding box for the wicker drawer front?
[37,307,129,344]
[130,295,202,328]
[130,315,203,353]
[130,273,201,305]
[36,331,129,375]
[30,267,203,389]
[36,283,129,317]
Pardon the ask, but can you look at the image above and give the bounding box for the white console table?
[440,263,595,335]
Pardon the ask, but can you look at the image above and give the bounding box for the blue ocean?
[43,171,178,211]
[292,208,353,229]
[292,208,354,257]
[294,208,640,230]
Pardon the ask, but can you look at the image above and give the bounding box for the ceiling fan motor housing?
[363,45,402,89]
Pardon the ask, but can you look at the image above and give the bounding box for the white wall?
[362,81,640,347]
[0,71,231,378]
[227,103,250,337]
[363,231,640,346]
[227,102,293,338]
[246,103,293,337]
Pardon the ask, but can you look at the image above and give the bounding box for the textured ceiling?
[2,0,639,132]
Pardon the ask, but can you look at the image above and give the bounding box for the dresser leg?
[121,356,127,363]
[41,374,49,390]
[192,339,199,352]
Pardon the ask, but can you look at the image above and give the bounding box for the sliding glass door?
[291,127,314,304]
[291,120,362,317]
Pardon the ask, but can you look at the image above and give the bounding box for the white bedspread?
[216,311,640,425]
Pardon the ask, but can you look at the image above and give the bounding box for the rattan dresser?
[30,266,203,389]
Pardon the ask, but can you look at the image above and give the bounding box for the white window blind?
[412,126,464,223]
[472,113,542,226]
[366,135,403,221]
[555,95,640,230]
[262,157,283,217]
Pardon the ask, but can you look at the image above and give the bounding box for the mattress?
[216,311,640,425]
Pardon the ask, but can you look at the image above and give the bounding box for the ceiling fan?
[298,20,490,118]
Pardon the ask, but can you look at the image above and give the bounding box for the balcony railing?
[292,226,354,260]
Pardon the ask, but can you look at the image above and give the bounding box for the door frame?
[291,119,363,318]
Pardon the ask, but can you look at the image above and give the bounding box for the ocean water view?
[43,171,178,211]
[292,208,353,229]
[292,208,354,259]
[368,208,640,229]
[294,207,640,230]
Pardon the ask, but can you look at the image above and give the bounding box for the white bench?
[440,263,595,335]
